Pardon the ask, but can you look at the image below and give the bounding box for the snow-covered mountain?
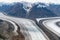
[0,2,60,19]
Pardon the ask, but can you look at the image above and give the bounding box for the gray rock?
[0,38,3,40]
[0,19,17,40]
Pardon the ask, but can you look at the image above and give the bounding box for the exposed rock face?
[0,19,25,40]
[0,19,9,40]
[12,30,25,40]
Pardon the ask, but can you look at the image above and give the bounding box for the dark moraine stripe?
[38,18,60,40]
[56,21,60,27]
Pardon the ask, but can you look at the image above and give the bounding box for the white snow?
[43,19,60,37]
[0,12,49,40]
[0,0,60,4]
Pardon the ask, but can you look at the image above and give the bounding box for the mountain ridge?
[0,2,59,19]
